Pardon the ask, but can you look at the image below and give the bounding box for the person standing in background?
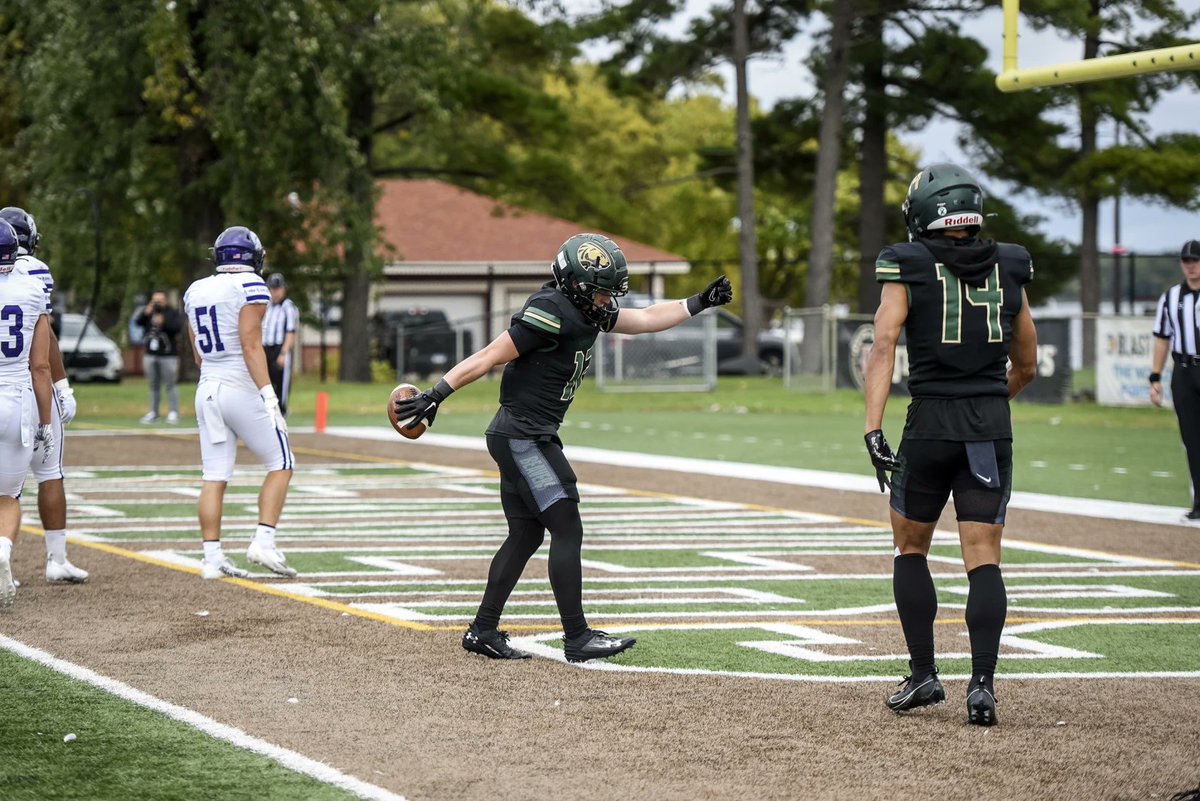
[137,290,183,424]
[1149,239,1200,524]
[262,273,299,417]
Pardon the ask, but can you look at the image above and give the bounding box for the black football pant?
[473,435,588,639]
[1171,363,1200,511]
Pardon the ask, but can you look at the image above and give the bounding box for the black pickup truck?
[372,308,472,378]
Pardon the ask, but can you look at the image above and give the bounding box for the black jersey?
[876,237,1033,399]
[486,282,615,439]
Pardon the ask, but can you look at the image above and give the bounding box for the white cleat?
[246,541,298,578]
[200,557,251,580]
[46,557,90,584]
[0,555,15,608]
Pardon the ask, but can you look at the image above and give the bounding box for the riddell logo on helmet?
[941,214,981,227]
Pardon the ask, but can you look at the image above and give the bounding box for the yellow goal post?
[997,0,1200,92]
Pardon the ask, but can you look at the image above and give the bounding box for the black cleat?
[966,676,998,727]
[885,667,945,713]
[462,625,531,660]
[563,629,636,663]
[1183,509,1200,525]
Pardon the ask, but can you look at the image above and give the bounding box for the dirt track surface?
[3,431,1199,801]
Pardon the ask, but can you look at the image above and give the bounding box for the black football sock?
[893,553,938,679]
[541,500,588,640]
[966,563,1007,682]
[472,517,545,632]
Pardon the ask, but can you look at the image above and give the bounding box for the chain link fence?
[594,313,717,393]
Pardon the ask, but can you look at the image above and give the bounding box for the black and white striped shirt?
[1153,283,1200,357]
[262,298,299,347]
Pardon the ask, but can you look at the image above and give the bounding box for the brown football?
[387,383,426,439]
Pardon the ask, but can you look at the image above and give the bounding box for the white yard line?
[0,635,407,801]
[324,427,1196,527]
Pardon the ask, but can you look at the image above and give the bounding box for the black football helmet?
[0,206,39,255]
[901,163,984,241]
[551,233,629,327]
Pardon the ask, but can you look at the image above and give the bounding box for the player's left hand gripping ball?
[864,429,900,492]
[699,275,733,309]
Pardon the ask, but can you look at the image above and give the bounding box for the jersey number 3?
[0,305,23,358]
[193,306,227,354]
[935,264,1003,344]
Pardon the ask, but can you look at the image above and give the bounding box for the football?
[387,383,425,439]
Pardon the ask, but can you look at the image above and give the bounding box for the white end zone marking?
[0,635,407,801]
[506,620,1200,682]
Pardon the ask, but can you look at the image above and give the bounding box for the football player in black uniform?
[862,164,1038,726]
[395,233,733,663]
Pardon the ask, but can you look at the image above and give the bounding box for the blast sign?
[1096,316,1173,407]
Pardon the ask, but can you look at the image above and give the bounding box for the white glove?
[259,385,288,433]
[55,379,77,425]
[33,423,55,464]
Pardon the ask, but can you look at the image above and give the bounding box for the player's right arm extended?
[864,283,907,434]
[441,331,520,391]
[1006,290,1038,400]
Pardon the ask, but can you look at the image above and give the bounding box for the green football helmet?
[901,163,985,241]
[552,233,629,326]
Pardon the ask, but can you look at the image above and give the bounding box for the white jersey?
[0,271,50,386]
[12,253,54,312]
[183,271,270,394]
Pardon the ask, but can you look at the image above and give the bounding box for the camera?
[153,302,163,313]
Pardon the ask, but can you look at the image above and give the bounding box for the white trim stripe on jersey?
[1153,284,1200,357]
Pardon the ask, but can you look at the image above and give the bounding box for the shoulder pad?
[516,291,567,337]
[996,242,1033,284]
[875,241,933,284]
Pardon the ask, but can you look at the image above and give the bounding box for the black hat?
[267,272,286,288]
[1182,240,1200,261]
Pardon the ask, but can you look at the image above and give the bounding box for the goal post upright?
[996,0,1200,93]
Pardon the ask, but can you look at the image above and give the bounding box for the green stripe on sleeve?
[520,314,561,335]
[522,308,561,329]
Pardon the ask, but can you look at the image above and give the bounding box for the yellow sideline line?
[19,525,435,632]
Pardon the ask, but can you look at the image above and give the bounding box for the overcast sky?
[567,0,1200,253]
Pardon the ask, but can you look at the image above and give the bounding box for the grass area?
[72,374,1191,506]
[0,650,374,801]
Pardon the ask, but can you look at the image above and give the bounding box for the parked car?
[616,294,786,375]
[58,313,123,383]
[372,308,473,378]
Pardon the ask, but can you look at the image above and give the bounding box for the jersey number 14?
[935,263,1003,344]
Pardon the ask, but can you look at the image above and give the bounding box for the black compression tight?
[472,499,588,639]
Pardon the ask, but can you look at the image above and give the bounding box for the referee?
[1150,239,1200,523]
[263,273,299,417]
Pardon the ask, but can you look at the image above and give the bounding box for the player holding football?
[183,226,297,580]
[863,164,1038,726]
[0,219,56,608]
[1,206,88,583]
[395,233,732,662]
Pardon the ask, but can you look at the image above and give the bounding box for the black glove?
[393,379,454,431]
[687,275,733,315]
[864,429,900,492]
